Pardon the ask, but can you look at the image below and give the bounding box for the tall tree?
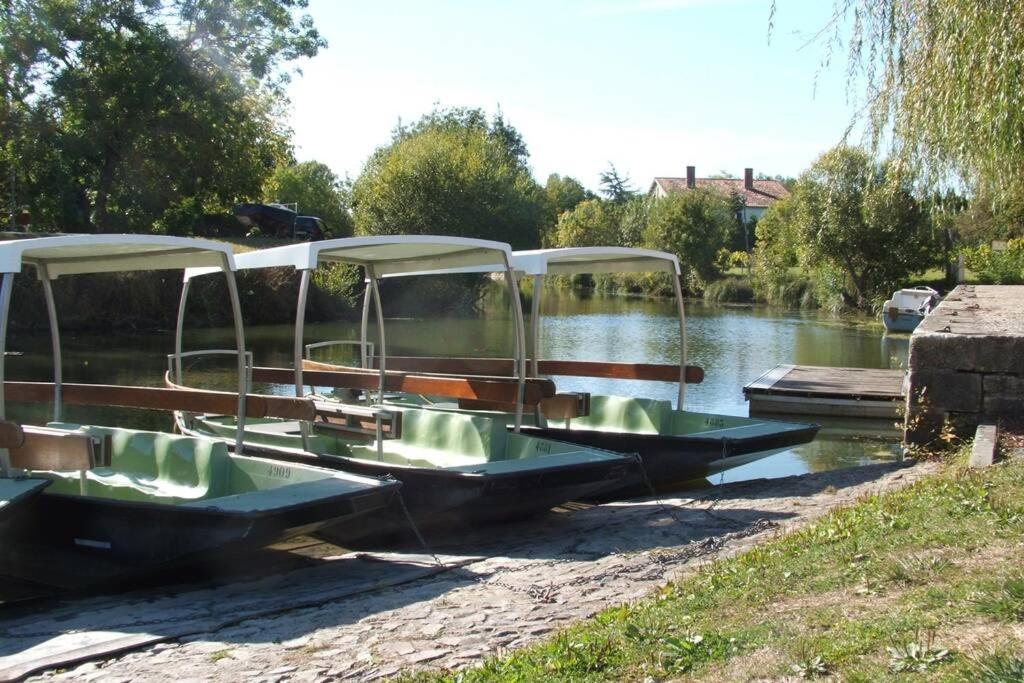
[352,107,544,248]
[791,146,939,308]
[643,188,733,289]
[0,0,322,232]
[598,163,636,204]
[814,1,1024,198]
[542,173,594,244]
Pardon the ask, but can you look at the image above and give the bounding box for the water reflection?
[5,288,906,483]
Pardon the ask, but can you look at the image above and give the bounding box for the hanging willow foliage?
[792,1,1024,198]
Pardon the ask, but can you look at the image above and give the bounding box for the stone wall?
[905,285,1024,445]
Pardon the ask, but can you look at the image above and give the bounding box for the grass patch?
[702,276,755,304]
[412,446,1024,681]
[963,652,1024,682]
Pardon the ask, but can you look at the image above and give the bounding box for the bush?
[962,238,1024,284]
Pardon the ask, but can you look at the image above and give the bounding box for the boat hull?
[515,421,820,497]
[882,310,925,333]
[208,440,638,545]
[0,473,400,583]
[0,478,49,521]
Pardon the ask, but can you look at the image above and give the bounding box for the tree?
[264,161,353,237]
[617,196,650,248]
[352,107,544,248]
[598,163,636,204]
[550,199,621,248]
[541,173,595,245]
[791,146,939,308]
[0,0,321,233]
[751,195,801,298]
[815,1,1024,198]
[642,188,733,288]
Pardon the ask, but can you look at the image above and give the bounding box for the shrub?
[962,238,1024,284]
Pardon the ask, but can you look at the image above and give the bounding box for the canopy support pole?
[366,266,386,403]
[38,265,62,423]
[503,258,526,432]
[293,269,312,450]
[672,272,687,409]
[360,284,372,370]
[293,269,311,397]
[173,278,191,385]
[530,274,542,378]
[0,272,13,476]
[222,255,248,455]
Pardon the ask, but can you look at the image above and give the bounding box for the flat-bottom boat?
[0,423,400,578]
[179,404,638,543]
[386,393,819,497]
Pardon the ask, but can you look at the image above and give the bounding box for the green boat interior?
[387,393,806,440]
[15,424,373,508]
[194,405,627,472]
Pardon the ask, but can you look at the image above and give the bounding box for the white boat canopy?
[511,247,681,277]
[0,234,237,279]
[0,235,249,475]
[513,247,688,408]
[229,235,516,278]
[354,245,690,408]
[198,235,528,432]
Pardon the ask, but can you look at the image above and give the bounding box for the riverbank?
[423,441,1024,682]
[25,456,950,681]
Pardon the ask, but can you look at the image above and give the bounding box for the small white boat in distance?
[882,286,940,333]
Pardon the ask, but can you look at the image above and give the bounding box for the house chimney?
[744,167,754,190]
[686,166,695,189]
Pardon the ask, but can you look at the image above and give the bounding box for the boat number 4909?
[267,464,292,479]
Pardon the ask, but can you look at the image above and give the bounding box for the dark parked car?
[232,203,324,241]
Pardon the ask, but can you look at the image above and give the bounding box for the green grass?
[406,447,1024,681]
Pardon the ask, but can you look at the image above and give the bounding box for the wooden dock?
[743,364,906,419]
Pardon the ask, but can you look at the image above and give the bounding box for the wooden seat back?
[457,392,591,420]
[9,426,106,472]
[250,361,554,407]
[312,401,403,440]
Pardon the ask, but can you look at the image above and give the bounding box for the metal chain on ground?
[394,488,446,569]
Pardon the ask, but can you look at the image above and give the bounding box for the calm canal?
[6,289,907,485]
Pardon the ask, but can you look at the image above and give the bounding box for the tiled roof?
[652,177,790,208]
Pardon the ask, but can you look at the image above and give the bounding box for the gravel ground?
[23,459,936,682]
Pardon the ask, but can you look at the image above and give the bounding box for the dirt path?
[27,460,937,682]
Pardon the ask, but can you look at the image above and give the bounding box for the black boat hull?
[0,481,400,581]
[516,422,821,497]
[233,442,638,545]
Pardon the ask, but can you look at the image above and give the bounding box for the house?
[649,167,789,224]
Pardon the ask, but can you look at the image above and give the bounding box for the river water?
[5,289,908,485]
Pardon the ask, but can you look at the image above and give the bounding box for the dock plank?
[744,365,906,419]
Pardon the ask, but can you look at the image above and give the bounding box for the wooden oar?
[365,355,704,384]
